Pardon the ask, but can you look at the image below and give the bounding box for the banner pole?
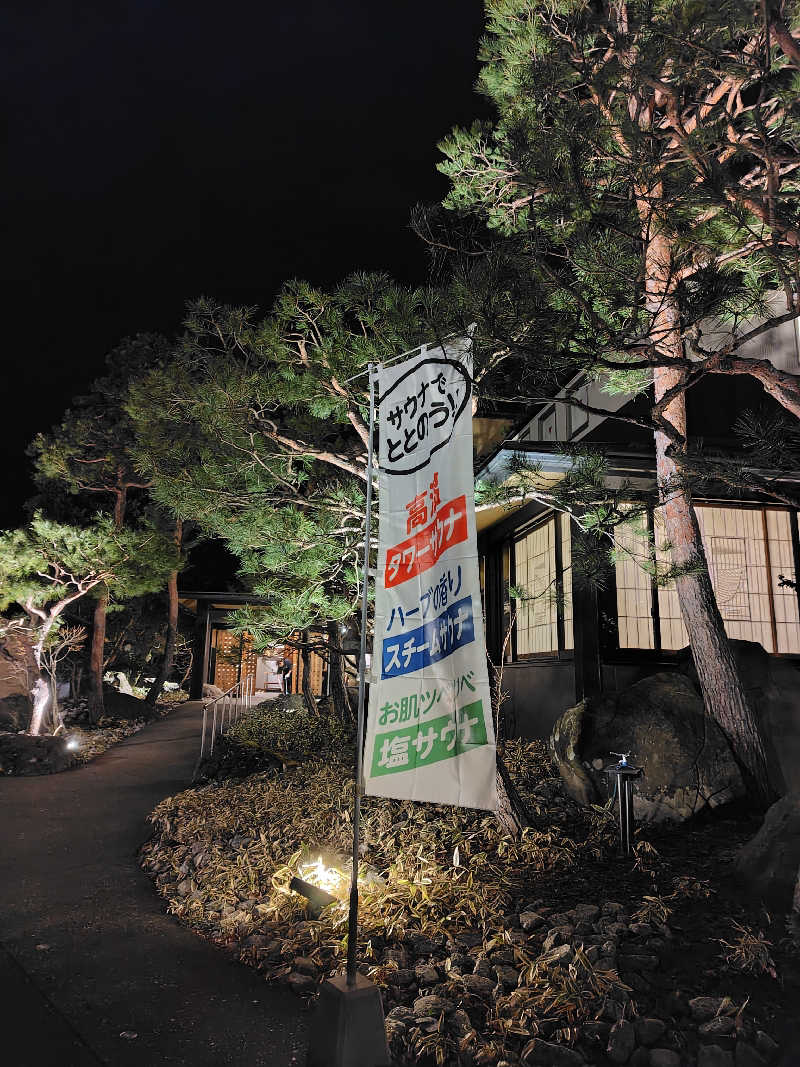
[346,361,377,987]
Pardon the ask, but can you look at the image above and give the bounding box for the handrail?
[194,673,257,779]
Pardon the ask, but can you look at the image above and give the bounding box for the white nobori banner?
[363,336,497,811]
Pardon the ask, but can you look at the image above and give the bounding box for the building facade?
[476,316,800,742]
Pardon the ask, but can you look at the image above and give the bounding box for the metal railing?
[195,674,257,776]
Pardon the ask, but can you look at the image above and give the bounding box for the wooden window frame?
[511,512,571,661]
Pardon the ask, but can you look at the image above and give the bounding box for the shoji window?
[652,505,800,654]
[615,513,656,650]
[514,514,573,655]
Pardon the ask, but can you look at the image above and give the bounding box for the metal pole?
[199,703,208,761]
[210,703,217,754]
[346,362,377,988]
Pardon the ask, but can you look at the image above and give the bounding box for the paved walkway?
[0,701,307,1066]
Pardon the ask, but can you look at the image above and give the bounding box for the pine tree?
[127,274,429,716]
[434,0,800,804]
[0,514,176,734]
[30,334,174,719]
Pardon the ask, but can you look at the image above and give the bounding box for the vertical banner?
[364,336,497,811]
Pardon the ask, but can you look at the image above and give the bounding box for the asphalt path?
[0,701,307,1066]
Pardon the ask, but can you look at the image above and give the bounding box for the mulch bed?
[139,716,799,1066]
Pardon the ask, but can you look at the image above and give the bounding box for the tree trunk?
[300,629,317,715]
[646,234,774,806]
[327,621,351,722]
[28,676,51,737]
[495,750,532,837]
[28,616,55,736]
[88,591,108,724]
[146,567,180,706]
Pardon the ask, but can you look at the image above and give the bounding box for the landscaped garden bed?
[0,688,188,775]
[140,699,799,1066]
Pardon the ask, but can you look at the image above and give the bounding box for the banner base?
[306,973,391,1067]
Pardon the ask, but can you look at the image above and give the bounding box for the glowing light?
[65,738,80,751]
[297,855,349,897]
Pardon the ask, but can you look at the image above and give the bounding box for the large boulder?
[101,685,153,722]
[680,641,800,794]
[0,732,77,775]
[0,628,36,732]
[550,673,744,822]
[734,793,800,910]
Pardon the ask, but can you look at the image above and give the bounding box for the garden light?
[65,737,80,752]
[297,855,349,897]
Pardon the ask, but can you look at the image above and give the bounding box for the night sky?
[3,1,490,529]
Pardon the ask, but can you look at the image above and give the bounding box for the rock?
[287,971,315,993]
[445,1008,472,1037]
[573,903,601,923]
[619,953,659,971]
[680,639,800,794]
[292,957,319,977]
[636,1019,666,1047]
[734,794,800,910]
[494,964,519,990]
[735,1045,767,1067]
[389,968,415,987]
[203,683,224,699]
[0,732,77,776]
[583,1021,611,1041]
[608,1020,636,1063]
[689,997,727,1022]
[414,963,439,986]
[519,911,546,931]
[413,995,452,1017]
[472,956,493,977]
[0,693,33,733]
[699,1018,735,1038]
[602,901,626,916]
[550,674,745,822]
[0,628,37,731]
[409,934,440,957]
[461,973,495,996]
[102,687,153,722]
[521,1038,585,1066]
[542,943,573,965]
[629,1051,650,1067]
[697,1047,734,1067]
[386,1006,415,1023]
[754,1032,779,1060]
[449,931,484,950]
[543,926,575,951]
[649,1053,681,1067]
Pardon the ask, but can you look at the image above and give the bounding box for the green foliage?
[437,0,800,403]
[226,698,354,759]
[127,274,431,637]
[29,333,169,504]
[0,513,179,618]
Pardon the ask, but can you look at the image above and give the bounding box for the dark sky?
[2,1,490,529]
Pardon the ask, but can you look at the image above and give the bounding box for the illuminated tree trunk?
[88,591,108,724]
[646,234,774,806]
